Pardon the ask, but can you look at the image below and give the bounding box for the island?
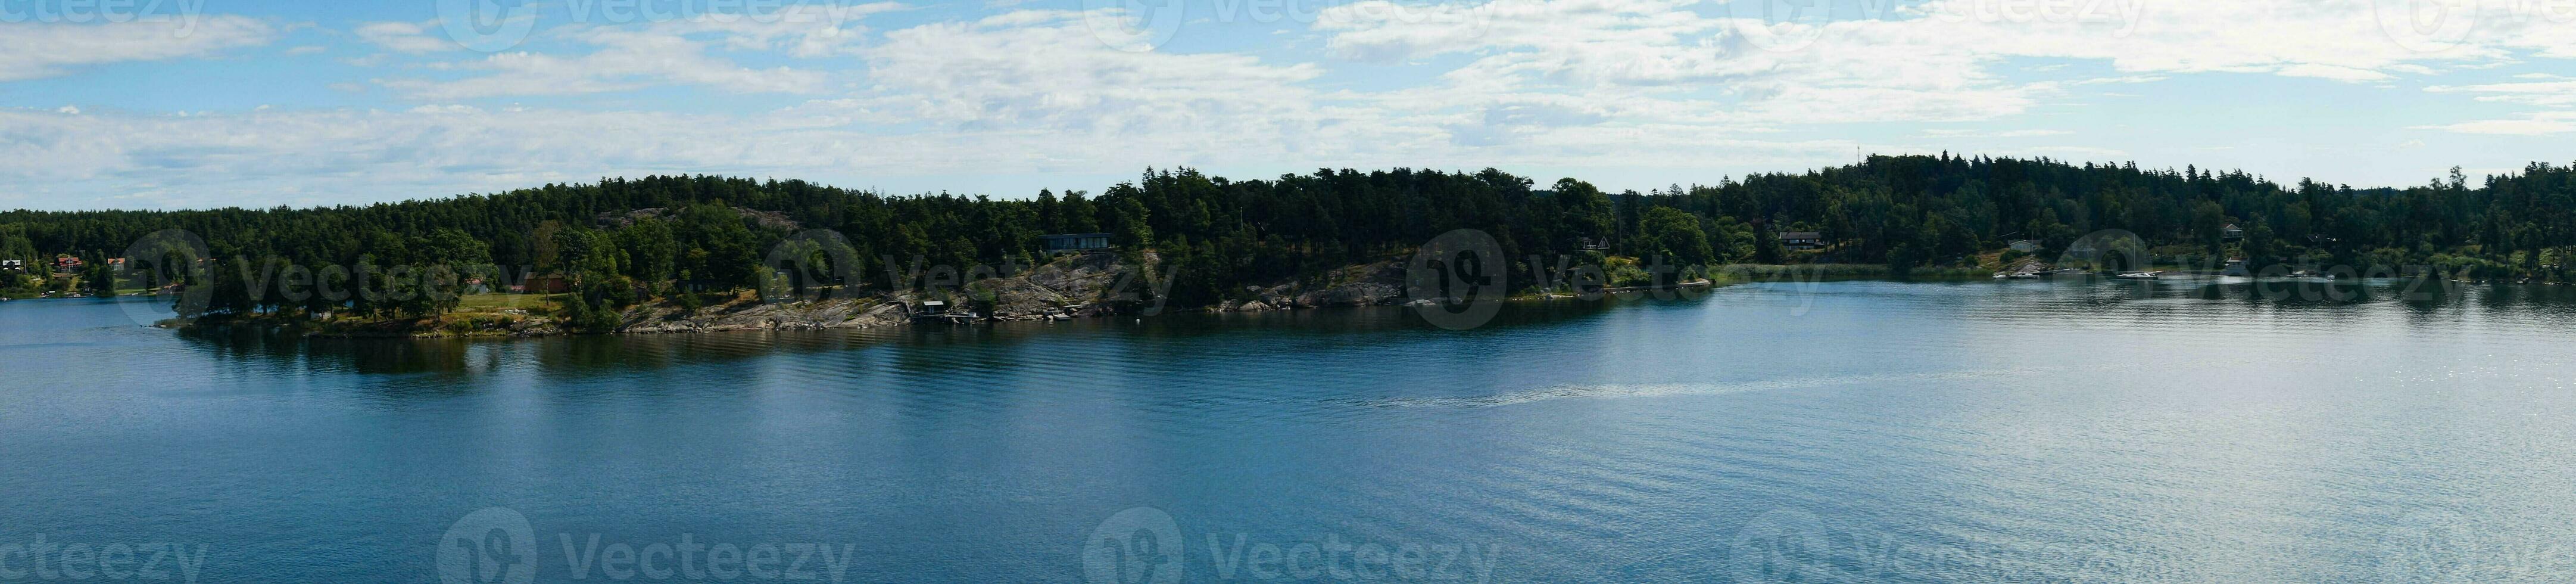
[1,155,2563,336]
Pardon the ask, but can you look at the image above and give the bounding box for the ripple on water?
[6,283,2576,582]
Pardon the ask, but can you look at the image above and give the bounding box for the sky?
[2,0,2574,210]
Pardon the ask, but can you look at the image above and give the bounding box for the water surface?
[4,279,2574,582]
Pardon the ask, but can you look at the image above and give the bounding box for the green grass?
[453,293,557,312]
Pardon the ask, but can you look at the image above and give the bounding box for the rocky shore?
[186,250,1425,338]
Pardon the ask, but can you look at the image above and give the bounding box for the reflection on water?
[5,280,2576,583]
[170,297,1635,377]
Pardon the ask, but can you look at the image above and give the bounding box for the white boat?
[2115,271,2162,280]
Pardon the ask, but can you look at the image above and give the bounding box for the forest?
[2,154,2571,322]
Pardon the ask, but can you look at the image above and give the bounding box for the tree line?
[4,154,2572,318]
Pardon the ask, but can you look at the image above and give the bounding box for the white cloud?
[2277,64,2393,82]
[2412,111,2576,135]
[1923,128,2072,138]
[1305,0,2053,138]
[354,21,456,54]
[0,105,845,208]
[2419,75,2576,136]
[2075,75,2166,85]
[856,11,1328,131]
[0,17,274,81]
[13,0,2576,209]
[660,2,907,57]
[377,30,832,100]
[0,8,1872,209]
[369,4,900,99]
[1308,0,2559,138]
[2427,79,2576,107]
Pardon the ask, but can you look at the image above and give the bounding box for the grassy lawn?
[454,293,559,312]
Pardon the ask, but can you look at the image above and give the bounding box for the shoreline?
[123,268,2548,339]
[161,263,1976,339]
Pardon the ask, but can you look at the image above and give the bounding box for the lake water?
[4,278,2576,583]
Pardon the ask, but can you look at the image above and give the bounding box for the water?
[4,279,2576,583]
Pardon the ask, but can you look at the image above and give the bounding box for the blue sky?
[4,0,2574,210]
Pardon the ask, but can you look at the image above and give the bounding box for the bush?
[555,294,587,321]
[578,299,625,331]
[1600,256,1652,287]
[1886,244,1922,280]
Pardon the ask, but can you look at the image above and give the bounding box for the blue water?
[4,279,2576,583]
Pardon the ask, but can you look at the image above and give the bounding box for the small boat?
[2115,271,2162,280]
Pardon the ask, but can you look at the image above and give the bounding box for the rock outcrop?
[616,297,909,334]
[299,249,1424,337]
